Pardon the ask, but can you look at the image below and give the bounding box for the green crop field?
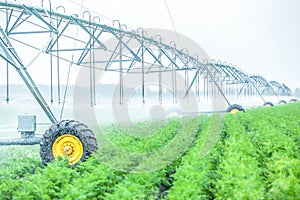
[0,102,300,199]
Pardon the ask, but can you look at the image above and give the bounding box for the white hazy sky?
[1,0,300,90]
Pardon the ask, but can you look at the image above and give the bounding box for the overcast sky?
[1,0,300,90]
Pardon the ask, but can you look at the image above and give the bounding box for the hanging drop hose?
[85,11,93,107]
[50,44,53,104]
[119,26,123,105]
[57,37,60,104]
[141,43,145,104]
[92,35,96,105]
[56,12,61,104]
[6,61,9,103]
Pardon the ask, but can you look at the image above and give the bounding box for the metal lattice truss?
[0,1,295,121]
[0,2,206,72]
[270,81,293,96]
[250,75,279,99]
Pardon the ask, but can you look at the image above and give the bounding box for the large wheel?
[263,102,274,107]
[226,104,245,114]
[40,120,98,165]
[290,99,298,103]
[278,100,286,105]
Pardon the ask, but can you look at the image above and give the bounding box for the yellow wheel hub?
[230,108,239,114]
[265,104,272,107]
[52,134,83,165]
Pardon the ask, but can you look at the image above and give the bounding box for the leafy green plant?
[167,115,225,199]
[236,103,300,199]
[1,103,300,199]
[99,119,182,153]
[105,116,205,199]
[215,115,264,199]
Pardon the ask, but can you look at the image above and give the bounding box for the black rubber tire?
[263,102,274,107]
[290,99,298,102]
[278,100,287,105]
[40,120,98,165]
[226,104,245,113]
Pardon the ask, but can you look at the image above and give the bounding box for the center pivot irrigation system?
[0,1,297,165]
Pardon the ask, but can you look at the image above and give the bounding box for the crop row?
[0,103,299,199]
[103,116,208,199]
[0,117,204,199]
[237,105,300,199]
[166,102,300,199]
[0,146,41,181]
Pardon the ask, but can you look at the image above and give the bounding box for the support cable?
[163,0,181,48]
[60,0,85,120]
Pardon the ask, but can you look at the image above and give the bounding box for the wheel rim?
[52,134,83,165]
[230,108,239,114]
[265,104,272,107]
